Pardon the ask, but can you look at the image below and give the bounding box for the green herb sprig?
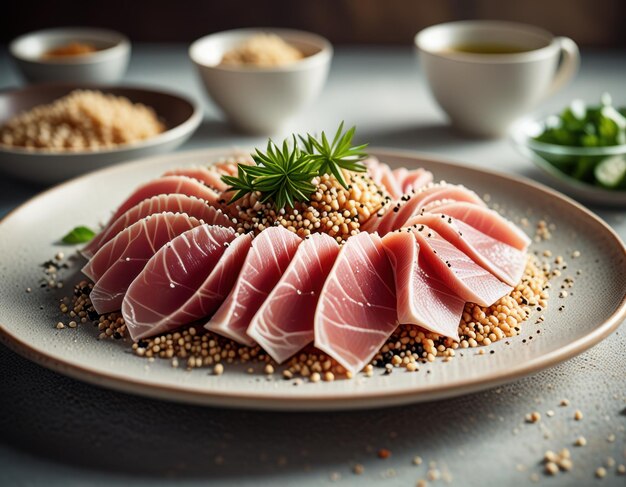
[221,123,368,209]
[300,122,368,188]
[62,225,96,244]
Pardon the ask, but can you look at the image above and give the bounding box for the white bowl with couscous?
[190,28,333,134]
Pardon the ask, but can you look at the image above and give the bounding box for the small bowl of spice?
[190,28,332,134]
[9,27,131,84]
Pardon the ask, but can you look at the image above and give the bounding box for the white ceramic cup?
[415,21,580,137]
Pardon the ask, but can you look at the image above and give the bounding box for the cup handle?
[548,37,580,96]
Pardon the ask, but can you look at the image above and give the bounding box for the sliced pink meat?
[85,213,203,314]
[163,167,229,191]
[393,167,434,194]
[405,213,527,286]
[107,176,221,225]
[247,233,340,363]
[364,157,402,198]
[362,183,486,234]
[205,226,302,346]
[82,194,233,258]
[410,225,512,307]
[314,232,398,375]
[427,202,531,251]
[382,231,464,340]
[122,225,248,341]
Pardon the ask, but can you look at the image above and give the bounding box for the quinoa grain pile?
[0,90,165,151]
[221,171,390,243]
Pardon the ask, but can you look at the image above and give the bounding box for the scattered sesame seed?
[595,467,606,478]
[213,363,224,376]
[264,364,274,375]
[574,410,583,421]
[412,456,423,465]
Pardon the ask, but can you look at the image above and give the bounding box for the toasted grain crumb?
[544,451,559,463]
[560,399,570,406]
[574,409,583,420]
[353,463,364,475]
[526,411,542,423]
[545,462,559,475]
[427,469,440,481]
[378,448,391,459]
[558,458,573,471]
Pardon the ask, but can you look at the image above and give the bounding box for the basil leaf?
[62,226,96,244]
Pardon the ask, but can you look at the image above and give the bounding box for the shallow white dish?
[0,148,624,411]
[0,84,202,185]
[511,117,626,207]
[10,27,130,84]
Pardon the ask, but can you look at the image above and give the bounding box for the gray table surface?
[0,45,624,487]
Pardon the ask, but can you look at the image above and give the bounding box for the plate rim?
[1,147,625,411]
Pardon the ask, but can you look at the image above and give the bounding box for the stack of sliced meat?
[81,159,530,375]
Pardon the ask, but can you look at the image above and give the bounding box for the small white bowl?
[10,27,131,84]
[189,28,332,134]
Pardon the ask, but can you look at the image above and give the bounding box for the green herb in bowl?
[530,94,626,189]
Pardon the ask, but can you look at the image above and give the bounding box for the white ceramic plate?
[0,148,624,411]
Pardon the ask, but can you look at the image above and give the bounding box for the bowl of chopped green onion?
[511,93,626,206]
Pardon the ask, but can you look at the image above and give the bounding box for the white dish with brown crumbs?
[0,148,624,410]
[0,84,202,184]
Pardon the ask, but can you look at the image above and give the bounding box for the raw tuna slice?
[122,225,246,341]
[314,232,398,375]
[426,202,531,251]
[205,226,302,346]
[364,157,402,198]
[107,176,221,225]
[393,167,434,194]
[82,194,233,258]
[410,225,512,306]
[382,231,465,340]
[247,233,340,363]
[163,167,229,191]
[362,183,486,234]
[405,213,527,286]
[85,213,203,314]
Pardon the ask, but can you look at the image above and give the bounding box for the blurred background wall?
[2,0,625,47]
